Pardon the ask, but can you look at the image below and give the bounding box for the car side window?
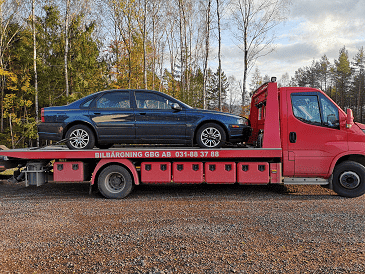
[96,92,130,109]
[291,95,321,124]
[135,92,172,110]
[81,97,94,108]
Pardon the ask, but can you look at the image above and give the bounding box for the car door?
[285,90,348,177]
[134,90,186,142]
[89,91,135,142]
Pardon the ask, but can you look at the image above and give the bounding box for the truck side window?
[319,95,339,129]
[291,95,321,125]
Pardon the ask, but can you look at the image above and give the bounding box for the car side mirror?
[346,108,354,128]
[171,103,182,111]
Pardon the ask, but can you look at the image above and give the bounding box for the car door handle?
[139,112,146,115]
[289,132,297,143]
[93,112,101,115]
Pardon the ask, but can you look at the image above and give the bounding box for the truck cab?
[249,80,365,197]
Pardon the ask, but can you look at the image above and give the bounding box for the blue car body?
[38,89,251,148]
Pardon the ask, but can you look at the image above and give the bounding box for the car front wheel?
[65,124,95,150]
[196,123,226,148]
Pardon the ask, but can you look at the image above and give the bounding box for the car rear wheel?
[196,123,226,148]
[65,125,95,150]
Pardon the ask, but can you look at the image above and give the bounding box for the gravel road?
[1,180,364,273]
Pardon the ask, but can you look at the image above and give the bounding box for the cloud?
[217,0,365,87]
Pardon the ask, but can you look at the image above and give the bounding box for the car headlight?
[238,118,248,126]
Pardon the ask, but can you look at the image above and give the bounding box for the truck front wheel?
[98,165,133,199]
[332,161,365,198]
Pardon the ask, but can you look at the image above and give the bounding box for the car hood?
[189,108,242,119]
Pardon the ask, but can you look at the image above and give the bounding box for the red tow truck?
[1,79,365,198]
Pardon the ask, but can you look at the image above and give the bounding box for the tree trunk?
[64,0,70,99]
[143,0,147,89]
[203,0,211,110]
[32,0,39,146]
[216,0,222,111]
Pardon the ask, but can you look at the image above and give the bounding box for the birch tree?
[0,0,22,132]
[202,0,211,109]
[229,0,290,105]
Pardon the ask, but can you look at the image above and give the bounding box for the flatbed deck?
[0,146,282,161]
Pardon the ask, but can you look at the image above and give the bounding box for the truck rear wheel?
[98,165,133,199]
[332,161,365,198]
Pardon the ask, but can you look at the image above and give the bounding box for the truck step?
[283,178,329,185]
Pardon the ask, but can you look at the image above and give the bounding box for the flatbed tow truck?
[1,80,365,198]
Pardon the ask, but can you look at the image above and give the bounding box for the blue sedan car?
[38,89,251,149]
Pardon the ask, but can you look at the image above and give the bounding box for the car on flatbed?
[38,89,252,150]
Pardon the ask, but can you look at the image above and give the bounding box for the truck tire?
[332,161,365,198]
[65,125,95,150]
[196,123,226,148]
[98,165,133,199]
[256,133,263,148]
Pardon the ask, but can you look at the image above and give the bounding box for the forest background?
[0,0,364,148]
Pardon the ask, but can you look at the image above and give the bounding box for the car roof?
[71,89,192,109]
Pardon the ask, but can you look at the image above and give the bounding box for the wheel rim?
[201,127,222,148]
[339,171,360,189]
[69,129,90,149]
[105,172,126,193]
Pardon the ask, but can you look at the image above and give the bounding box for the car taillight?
[41,108,45,122]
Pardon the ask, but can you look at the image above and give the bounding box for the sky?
[216,0,365,85]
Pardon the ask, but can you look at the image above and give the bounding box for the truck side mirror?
[346,108,354,128]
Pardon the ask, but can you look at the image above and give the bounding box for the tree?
[31,0,39,145]
[226,75,241,115]
[352,47,365,122]
[229,0,290,105]
[249,67,263,91]
[206,67,228,110]
[335,46,352,109]
[319,54,331,92]
[0,0,23,132]
[216,0,223,111]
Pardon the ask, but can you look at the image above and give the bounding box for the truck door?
[285,90,347,177]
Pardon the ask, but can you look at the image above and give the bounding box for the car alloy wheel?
[201,127,222,148]
[65,124,95,150]
[69,128,90,149]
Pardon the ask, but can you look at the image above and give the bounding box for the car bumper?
[229,126,252,142]
[37,123,64,141]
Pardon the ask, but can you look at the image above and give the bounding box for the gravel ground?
[1,179,365,274]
